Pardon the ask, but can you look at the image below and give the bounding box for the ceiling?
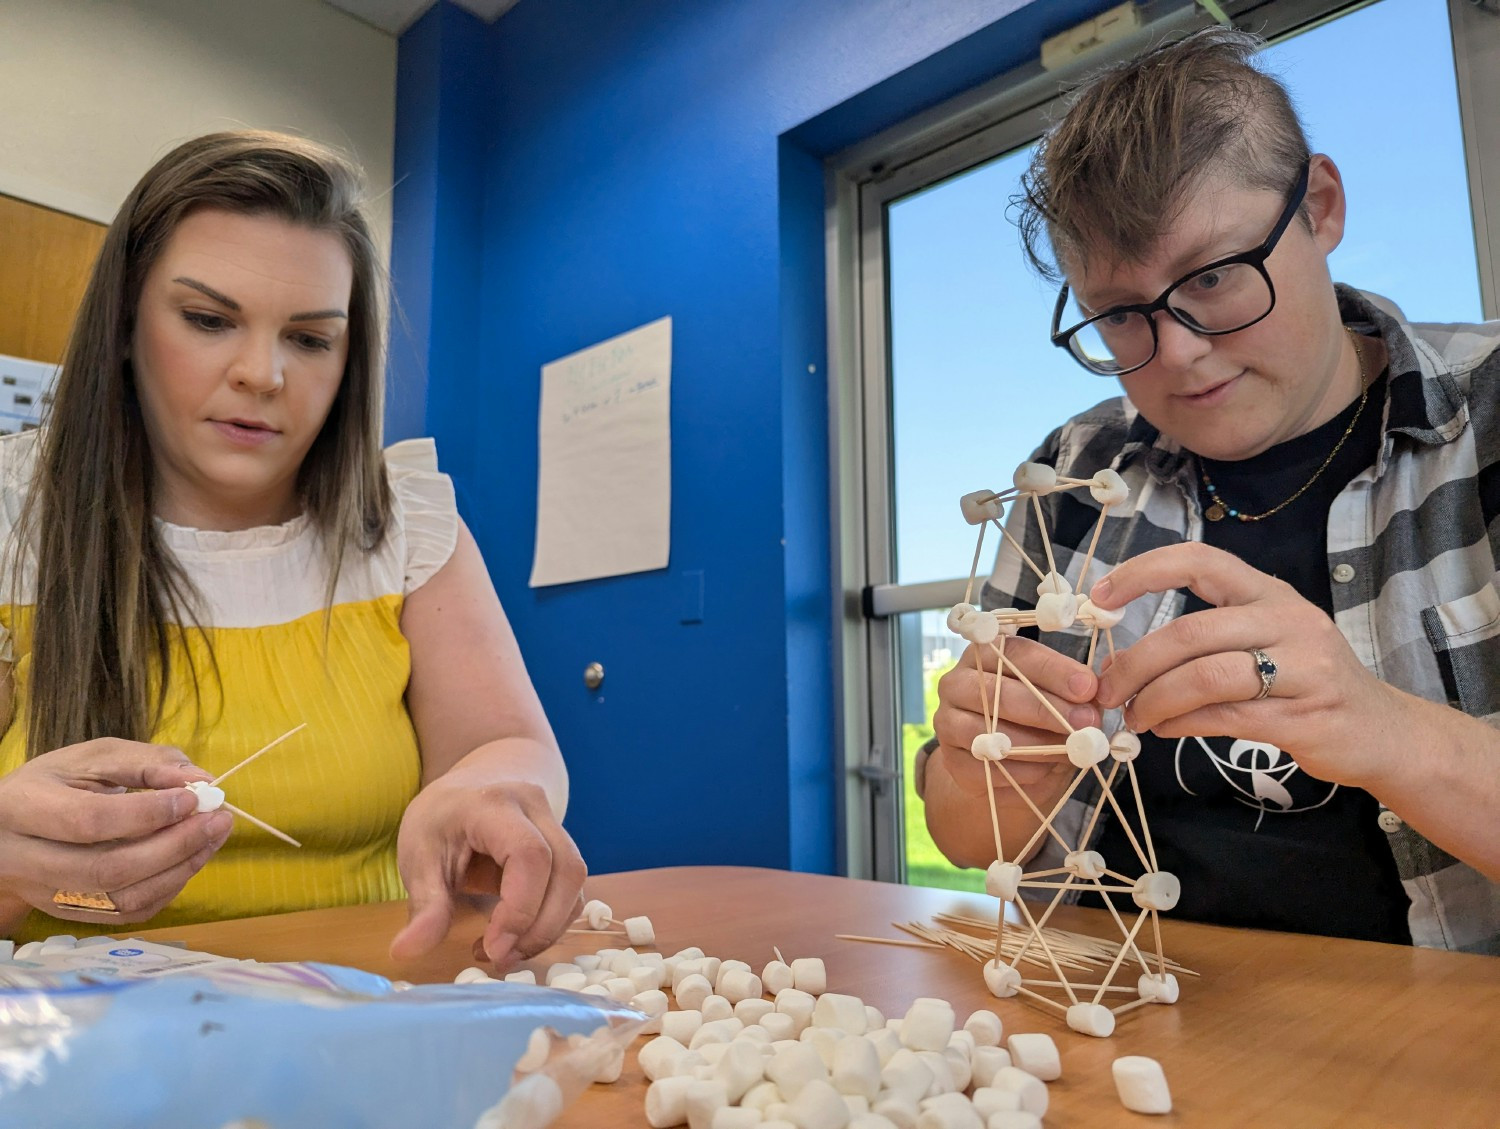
[322,0,522,35]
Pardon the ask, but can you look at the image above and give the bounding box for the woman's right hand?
[0,739,233,927]
[927,636,1100,865]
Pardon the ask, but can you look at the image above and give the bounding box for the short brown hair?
[1015,27,1310,282]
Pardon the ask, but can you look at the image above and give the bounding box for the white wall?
[0,0,396,250]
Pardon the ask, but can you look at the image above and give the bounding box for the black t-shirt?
[1082,370,1412,944]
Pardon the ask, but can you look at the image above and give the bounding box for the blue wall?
[389,0,1120,876]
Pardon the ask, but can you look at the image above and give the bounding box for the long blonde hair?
[15,130,392,758]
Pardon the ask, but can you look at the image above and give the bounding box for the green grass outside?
[902,664,986,894]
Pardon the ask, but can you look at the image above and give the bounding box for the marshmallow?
[1089,468,1129,506]
[503,970,536,985]
[454,966,493,985]
[585,970,614,987]
[544,962,581,986]
[611,951,644,975]
[1137,972,1180,1004]
[986,1114,1042,1129]
[1109,729,1142,762]
[632,965,667,994]
[983,961,1020,998]
[1113,1055,1172,1114]
[831,1036,881,1099]
[962,1010,1003,1047]
[674,947,707,961]
[869,1026,903,1066]
[791,957,827,996]
[915,1051,956,1096]
[594,1043,626,1084]
[1005,1034,1060,1081]
[714,1040,766,1104]
[678,973,715,1012]
[776,987,818,1034]
[900,999,955,1053]
[945,603,976,634]
[971,733,1012,762]
[1034,592,1078,632]
[486,1073,562,1129]
[700,958,724,986]
[970,1088,1023,1118]
[702,995,735,1022]
[1012,462,1057,495]
[1132,870,1182,912]
[736,998,775,1025]
[1065,726,1110,768]
[971,1045,1011,1089]
[762,1122,796,1129]
[625,915,657,947]
[762,959,795,996]
[1065,1001,1116,1038]
[942,1046,972,1093]
[760,1011,798,1042]
[641,1035,693,1081]
[989,1066,1049,1116]
[956,610,1000,646]
[849,1115,896,1129]
[632,989,670,1033]
[690,1018,745,1051]
[662,1010,705,1045]
[712,1109,765,1129]
[720,969,764,1006]
[742,1081,781,1111]
[789,1079,852,1129]
[1064,849,1107,880]
[574,954,603,972]
[1076,597,1125,629]
[766,1042,829,1099]
[515,1027,551,1073]
[684,1079,729,1129]
[864,1005,885,1031]
[814,992,869,1035]
[802,1026,846,1069]
[984,860,1022,901]
[185,781,225,813]
[551,972,587,992]
[604,976,637,1001]
[646,1076,695,1129]
[1037,570,1072,596]
[914,1093,982,1129]
[873,1097,919,1129]
[960,490,1004,526]
[880,1049,935,1104]
[583,899,613,930]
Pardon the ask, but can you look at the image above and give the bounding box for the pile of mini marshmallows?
[454,902,1171,1128]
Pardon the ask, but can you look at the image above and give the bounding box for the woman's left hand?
[1090,542,1400,786]
[389,777,586,969]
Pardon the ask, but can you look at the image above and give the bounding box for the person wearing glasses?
[922,28,1500,951]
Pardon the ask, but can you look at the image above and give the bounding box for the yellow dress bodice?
[0,434,456,942]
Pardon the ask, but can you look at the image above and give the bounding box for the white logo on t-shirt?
[1174,737,1339,830]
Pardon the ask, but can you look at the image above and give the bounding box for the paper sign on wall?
[529,316,672,588]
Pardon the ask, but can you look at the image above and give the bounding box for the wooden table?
[140,865,1500,1127]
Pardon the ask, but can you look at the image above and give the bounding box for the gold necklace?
[1201,327,1370,524]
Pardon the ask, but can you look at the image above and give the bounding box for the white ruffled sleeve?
[385,438,459,596]
[0,431,42,663]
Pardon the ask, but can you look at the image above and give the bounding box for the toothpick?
[773,946,786,965]
[222,800,301,848]
[211,723,308,787]
[834,934,941,949]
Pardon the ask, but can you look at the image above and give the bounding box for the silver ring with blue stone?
[1249,648,1277,700]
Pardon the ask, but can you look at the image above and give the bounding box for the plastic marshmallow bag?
[0,939,643,1129]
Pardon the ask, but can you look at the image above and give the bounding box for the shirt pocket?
[1421,579,1500,716]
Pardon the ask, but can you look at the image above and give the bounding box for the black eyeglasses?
[1050,159,1311,377]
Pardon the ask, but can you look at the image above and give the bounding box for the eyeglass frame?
[1048,158,1312,377]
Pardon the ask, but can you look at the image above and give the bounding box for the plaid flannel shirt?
[978,286,1500,954]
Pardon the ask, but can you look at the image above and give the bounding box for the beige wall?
[0,0,396,251]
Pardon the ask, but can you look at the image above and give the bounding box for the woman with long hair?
[0,131,581,967]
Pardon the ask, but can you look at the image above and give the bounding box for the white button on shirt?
[1332,563,1356,583]
[1378,810,1404,833]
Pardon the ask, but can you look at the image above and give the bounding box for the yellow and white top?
[0,430,458,942]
